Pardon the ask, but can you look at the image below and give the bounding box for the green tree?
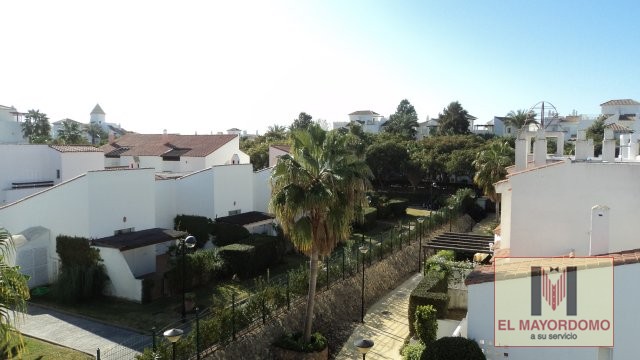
[86,123,109,145]
[366,140,410,186]
[586,115,606,156]
[384,99,419,139]
[22,109,51,144]
[504,109,536,131]
[437,102,472,135]
[473,140,514,203]
[290,112,313,132]
[57,119,86,144]
[0,228,30,355]
[270,125,372,342]
[264,124,288,141]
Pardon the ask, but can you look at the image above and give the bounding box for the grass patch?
[9,336,93,360]
[406,207,432,217]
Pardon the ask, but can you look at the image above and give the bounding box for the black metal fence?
[100,212,450,360]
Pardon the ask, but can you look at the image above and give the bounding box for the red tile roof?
[49,145,103,153]
[465,247,640,286]
[349,110,380,116]
[101,133,237,157]
[600,99,640,106]
[271,144,291,152]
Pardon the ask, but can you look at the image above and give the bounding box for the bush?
[388,198,409,218]
[414,305,438,346]
[408,271,449,335]
[212,222,251,246]
[420,337,485,360]
[53,235,109,303]
[165,248,226,293]
[217,235,287,278]
[435,250,455,261]
[355,207,378,231]
[273,332,327,353]
[174,214,214,248]
[401,342,425,360]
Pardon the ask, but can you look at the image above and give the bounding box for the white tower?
[90,104,106,126]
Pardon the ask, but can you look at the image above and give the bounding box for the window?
[114,227,134,235]
[228,210,241,216]
[56,169,60,179]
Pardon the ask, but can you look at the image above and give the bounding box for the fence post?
[342,247,345,280]
[232,292,237,341]
[195,307,201,360]
[96,348,100,360]
[326,256,329,290]
[286,271,291,310]
[262,290,266,324]
[355,245,359,276]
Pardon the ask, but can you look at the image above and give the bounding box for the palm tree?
[505,109,536,131]
[270,125,372,342]
[473,141,514,218]
[57,119,86,144]
[0,228,30,355]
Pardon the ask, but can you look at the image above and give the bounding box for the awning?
[426,232,494,253]
[91,228,188,251]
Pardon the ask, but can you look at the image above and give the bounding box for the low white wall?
[122,246,156,278]
[98,247,143,302]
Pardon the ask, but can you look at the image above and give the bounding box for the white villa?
[333,110,387,134]
[0,132,270,302]
[464,99,640,359]
[0,105,27,144]
[51,104,127,143]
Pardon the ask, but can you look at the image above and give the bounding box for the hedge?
[414,305,438,346]
[420,337,485,360]
[212,222,251,246]
[54,235,108,303]
[218,235,287,278]
[354,207,378,231]
[409,270,449,335]
[388,198,409,218]
[174,214,214,247]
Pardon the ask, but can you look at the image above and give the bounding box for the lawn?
[8,336,92,360]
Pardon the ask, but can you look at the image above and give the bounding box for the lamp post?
[354,338,374,360]
[417,217,424,272]
[181,235,197,322]
[163,328,183,360]
[448,205,454,232]
[359,245,369,323]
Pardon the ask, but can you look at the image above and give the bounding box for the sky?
[2,0,639,135]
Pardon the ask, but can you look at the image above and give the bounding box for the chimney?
[533,129,547,167]
[515,133,528,171]
[602,127,615,161]
[162,129,168,143]
[589,205,610,255]
[575,130,594,160]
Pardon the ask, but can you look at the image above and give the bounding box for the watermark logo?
[494,257,613,347]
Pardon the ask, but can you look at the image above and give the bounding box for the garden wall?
[203,228,446,359]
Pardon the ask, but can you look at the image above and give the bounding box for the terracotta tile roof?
[349,110,380,116]
[215,211,274,226]
[605,123,633,133]
[101,133,237,157]
[49,145,103,153]
[600,99,640,106]
[465,248,640,286]
[271,144,291,152]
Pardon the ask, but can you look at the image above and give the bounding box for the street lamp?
[417,217,424,272]
[354,338,374,360]
[359,245,369,323]
[448,205,454,232]
[181,235,197,322]
[163,328,183,360]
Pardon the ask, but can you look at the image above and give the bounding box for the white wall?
[212,164,253,218]
[59,151,104,181]
[87,169,156,238]
[601,104,640,115]
[204,136,250,166]
[99,247,143,302]
[501,161,640,257]
[253,167,272,213]
[122,246,156,277]
[174,168,216,219]
[155,179,177,229]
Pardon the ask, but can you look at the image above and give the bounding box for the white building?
[0,105,27,144]
[464,118,640,359]
[0,144,104,205]
[268,144,290,168]
[333,110,387,134]
[102,132,250,172]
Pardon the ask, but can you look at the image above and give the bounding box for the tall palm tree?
[505,109,536,131]
[473,141,514,219]
[57,119,86,144]
[0,228,30,354]
[270,125,371,342]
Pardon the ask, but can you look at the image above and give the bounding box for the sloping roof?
[52,118,83,125]
[271,144,291,152]
[465,247,640,286]
[349,110,380,116]
[91,228,187,251]
[227,128,241,131]
[0,105,16,110]
[101,133,237,157]
[605,123,633,133]
[600,99,640,106]
[91,104,105,115]
[215,211,274,226]
[49,145,103,153]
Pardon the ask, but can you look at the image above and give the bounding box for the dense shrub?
[273,332,327,353]
[53,236,108,303]
[354,207,378,231]
[165,248,226,293]
[401,342,425,360]
[217,235,287,278]
[212,222,251,246]
[414,305,438,346]
[409,270,449,335]
[174,214,214,248]
[434,250,455,261]
[420,337,485,360]
[388,198,409,218]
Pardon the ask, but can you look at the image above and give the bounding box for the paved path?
[335,273,463,360]
[13,304,149,358]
